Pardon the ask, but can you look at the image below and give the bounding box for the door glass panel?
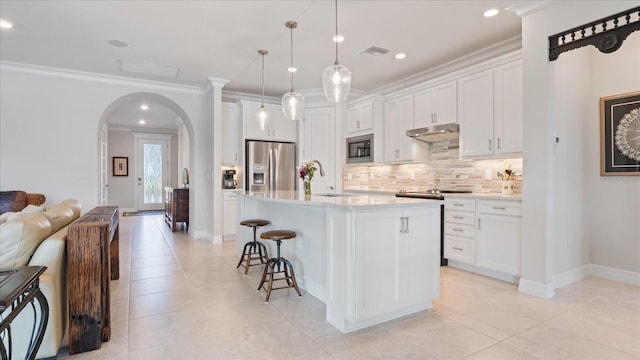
[144,143,163,205]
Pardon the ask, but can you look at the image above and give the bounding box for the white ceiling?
[0,0,523,131]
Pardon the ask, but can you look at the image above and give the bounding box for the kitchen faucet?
[313,160,325,176]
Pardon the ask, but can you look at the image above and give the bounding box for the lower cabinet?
[477,201,521,276]
[354,207,439,319]
[444,197,522,280]
[222,191,238,238]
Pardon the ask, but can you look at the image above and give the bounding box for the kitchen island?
[236,191,441,333]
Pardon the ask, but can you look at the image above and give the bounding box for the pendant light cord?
[261,52,265,107]
[290,26,294,92]
[334,0,339,65]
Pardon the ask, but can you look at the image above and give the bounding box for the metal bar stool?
[236,219,270,275]
[257,230,302,302]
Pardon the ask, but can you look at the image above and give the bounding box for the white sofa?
[0,199,81,360]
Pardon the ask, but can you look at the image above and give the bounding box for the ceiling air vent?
[359,45,390,56]
[119,58,180,78]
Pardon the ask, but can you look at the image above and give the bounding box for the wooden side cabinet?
[67,206,119,355]
[165,187,189,231]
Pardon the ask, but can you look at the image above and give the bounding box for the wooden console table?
[165,187,189,231]
[0,266,49,360]
[66,206,119,355]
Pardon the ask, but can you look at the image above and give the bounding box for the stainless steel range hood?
[406,123,459,143]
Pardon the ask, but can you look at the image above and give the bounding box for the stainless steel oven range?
[395,189,472,266]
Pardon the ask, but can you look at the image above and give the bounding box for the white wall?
[550,45,592,275]
[519,1,639,297]
[586,33,640,272]
[107,130,136,209]
[0,64,212,237]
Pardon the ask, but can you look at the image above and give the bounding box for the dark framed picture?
[113,157,129,176]
[600,91,640,176]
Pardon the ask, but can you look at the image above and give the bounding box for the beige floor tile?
[57,215,640,360]
[505,324,637,360]
[463,342,540,360]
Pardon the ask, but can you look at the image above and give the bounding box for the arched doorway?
[97,92,194,213]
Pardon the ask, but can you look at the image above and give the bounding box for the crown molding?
[506,0,557,17]
[1,61,206,95]
[204,76,230,92]
[371,35,522,96]
[221,90,280,104]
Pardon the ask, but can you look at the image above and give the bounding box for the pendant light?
[282,21,305,121]
[257,49,269,130]
[322,0,351,102]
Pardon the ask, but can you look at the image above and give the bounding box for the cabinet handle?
[431,113,435,123]
[497,138,501,149]
[453,247,464,251]
[400,217,405,233]
[406,217,409,233]
[434,113,438,123]
[235,153,238,161]
[357,120,360,128]
[452,216,464,219]
[329,186,335,190]
[478,219,482,230]
[488,139,492,150]
[453,203,464,207]
[492,206,506,210]
[453,228,464,232]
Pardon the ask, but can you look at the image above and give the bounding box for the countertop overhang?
[240,190,443,209]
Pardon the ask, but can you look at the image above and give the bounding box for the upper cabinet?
[222,102,240,165]
[384,94,416,162]
[459,60,523,158]
[242,101,297,143]
[346,96,384,136]
[413,81,457,128]
[302,106,337,194]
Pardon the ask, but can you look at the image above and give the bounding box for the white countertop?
[240,190,442,209]
[444,193,522,201]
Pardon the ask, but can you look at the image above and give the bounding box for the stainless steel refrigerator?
[245,140,296,192]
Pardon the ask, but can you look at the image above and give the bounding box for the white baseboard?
[552,263,640,289]
[212,234,223,244]
[192,230,212,242]
[552,265,589,289]
[588,264,640,286]
[120,207,136,213]
[517,278,555,299]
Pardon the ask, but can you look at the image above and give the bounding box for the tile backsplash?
[343,140,523,194]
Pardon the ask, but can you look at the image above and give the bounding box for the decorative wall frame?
[113,157,129,176]
[600,91,640,176]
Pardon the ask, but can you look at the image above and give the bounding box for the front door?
[136,137,169,211]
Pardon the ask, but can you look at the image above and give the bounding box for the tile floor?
[58,214,640,359]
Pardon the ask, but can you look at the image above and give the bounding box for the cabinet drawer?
[445,198,476,212]
[223,191,239,201]
[478,201,521,216]
[445,210,475,225]
[444,235,474,264]
[444,222,475,238]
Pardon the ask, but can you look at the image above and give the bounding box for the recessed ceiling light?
[138,119,146,125]
[108,39,129,48]
[333,35,344,43]
[395,53,407,60]
[0,19,14,29]
[484,9,499,17]
[288,66,297,73]
[140,104,149,110]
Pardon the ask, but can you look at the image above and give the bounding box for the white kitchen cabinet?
[413,81,457,128]
[384,94,415,162]
[444,198,476,265]
[222,191,239,238]
[459,60,523,158]
[493,61,523,155]
[458,69,494,158]
[222,102,240,165]
[346,96,383,136]
[477,200,521,276]
[354,206,439,319]
[302,106,337,193]
[242,101,297,142]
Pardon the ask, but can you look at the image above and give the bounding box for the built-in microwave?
[346,134,373,163]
